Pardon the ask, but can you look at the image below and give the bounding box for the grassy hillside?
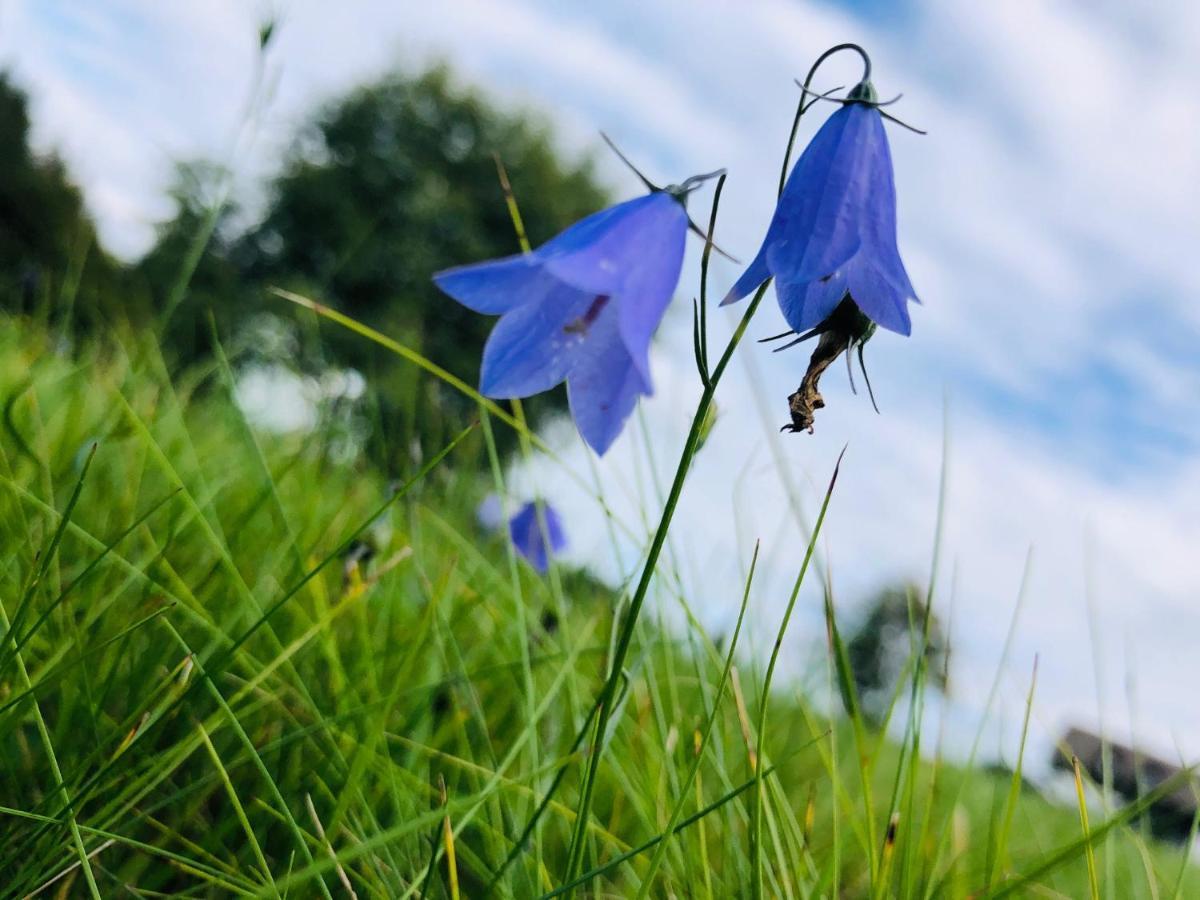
[0,316,1195,898]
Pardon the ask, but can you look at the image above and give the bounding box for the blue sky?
[3,0,1200,767]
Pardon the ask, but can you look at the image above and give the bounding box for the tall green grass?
[0,308,1196,897]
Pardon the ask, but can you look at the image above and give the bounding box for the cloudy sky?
[3,0,1199,770]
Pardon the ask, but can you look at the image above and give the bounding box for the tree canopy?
[141,66,610,467]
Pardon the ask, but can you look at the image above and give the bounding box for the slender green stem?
[561,283,769,889]
[560,50,847,888]
[751,451,844,899]
[1,445,102,898]
[634,541,761,897]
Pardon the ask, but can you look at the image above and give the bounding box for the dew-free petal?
[762,104,878,285]
[721,245,771,307]
[508,501,567,573]
[432,254,548,314]
[846,261,911,335]
[479,281,598,397]
[777,272,850,333]
[857,114,918,305]
[540,194,684,296]
[565,308,651,455]
[611,195,688,383]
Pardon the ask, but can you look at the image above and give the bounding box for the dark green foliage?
[0,73,123,332]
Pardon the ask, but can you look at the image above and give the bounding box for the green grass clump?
[0,316,1196,898]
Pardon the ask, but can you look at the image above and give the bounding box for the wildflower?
[723,81,918,336]
[723,51,921,432]
[508,500,566,573]
[434,147,723,455]
[475,493,504,531]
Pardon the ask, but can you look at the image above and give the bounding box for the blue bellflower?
[508,501,567,573]
[723,82,919,337]
[434,163,721,455]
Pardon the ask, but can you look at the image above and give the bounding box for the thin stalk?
[751,451,844,899]
[634,541,761,897]
[560,44,845,889]
[561,282,768,889]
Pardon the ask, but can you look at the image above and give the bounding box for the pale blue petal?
[762,104,879,284]
[540,193,685,297]
[509,501,566,572]
[720,245,771,307]
[847,261,912,335]
[777,273,849,333]
[613,195,687,382]
[479,282,599,397]
[858,114,918,304]
[566,308,650,455]
[433,254,547,314]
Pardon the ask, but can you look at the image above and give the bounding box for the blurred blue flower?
[723,82,919,337]
[434,166,720,455]
[508,500,567,573]
[475,492,504,531]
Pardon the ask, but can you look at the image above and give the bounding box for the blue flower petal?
[433,254,545,314]
[566,307,650,455]
[509,501,567,573]
[762,104,879,285]
[777,272,849,333]
[847,261,912,335]
[857,113,918,306]
[613,197,687,382]
[721,245,771,306]
[479,279,599,397]
[539,192,686,384]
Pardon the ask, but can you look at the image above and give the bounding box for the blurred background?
[2,0,1199,780]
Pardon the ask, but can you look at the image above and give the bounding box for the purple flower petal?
[846,261,912,335]
[612,196,688,382]
[777,272,850,333]
[761,104,878,285]
[479,278,599,397]
[721,245,771,307]
[857,112,918,305]
[509,500,567,573]
[565,307,651,455]
[538,194,677,293]
[434,184,691,454]
[433,254,545,314]
[725,99,918,338]
[539,192,686,389]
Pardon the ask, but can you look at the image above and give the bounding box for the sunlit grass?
[0,312,1195,898]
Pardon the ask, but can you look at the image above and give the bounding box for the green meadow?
[0,312,1195,897]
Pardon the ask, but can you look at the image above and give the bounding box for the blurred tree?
[142,65,610,469]
[137,160,245,361]
[0,73,122,332]
[845,583,950,723]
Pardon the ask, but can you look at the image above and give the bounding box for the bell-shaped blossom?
[434,191,691,455]
[723,93,918,336]
[508,500,567,573]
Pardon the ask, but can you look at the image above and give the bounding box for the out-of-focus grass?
[0,316,1195,898]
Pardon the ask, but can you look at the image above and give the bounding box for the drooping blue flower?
[434,165,721,455]
[723,82,919,337]
[508,500,567,573]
